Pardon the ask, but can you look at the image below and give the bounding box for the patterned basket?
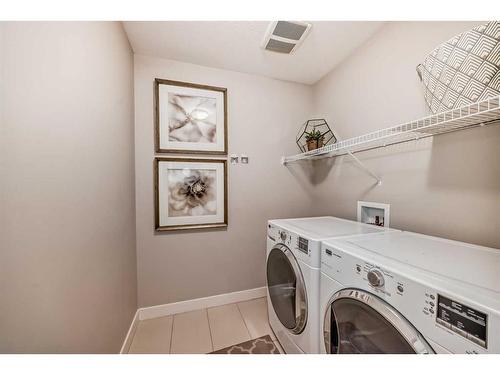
[416,21,500,114]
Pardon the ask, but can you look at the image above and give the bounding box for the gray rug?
[210,335,280,354]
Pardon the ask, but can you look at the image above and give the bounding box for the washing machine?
[319,231,500,354]
[266,216,397,354]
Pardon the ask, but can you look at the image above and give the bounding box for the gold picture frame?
[154,157,228,231]
[155,79,228,155]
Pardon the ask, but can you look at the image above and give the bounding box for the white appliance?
[266,216,396,354]
[320,231,500,354]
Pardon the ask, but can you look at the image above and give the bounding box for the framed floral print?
[154,158,228,231]
[155,79,227,154]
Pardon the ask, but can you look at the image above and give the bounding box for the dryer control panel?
[268,222,323,267]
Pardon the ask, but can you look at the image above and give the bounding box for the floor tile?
[170,309,213,354]
[237,298,275,340]
[208,303,251,351]
[128,316,173,354]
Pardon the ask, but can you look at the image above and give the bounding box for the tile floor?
[128,297,284,354]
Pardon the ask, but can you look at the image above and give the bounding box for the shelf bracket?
[347,151,382,186]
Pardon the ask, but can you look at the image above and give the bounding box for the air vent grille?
[273,21,308,41]
[262,21,312,54]
[265,39,296,54]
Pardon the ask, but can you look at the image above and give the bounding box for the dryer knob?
[367,269,385,287]
[280,231,287,241]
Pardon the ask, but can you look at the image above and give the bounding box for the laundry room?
[1,0,500,373]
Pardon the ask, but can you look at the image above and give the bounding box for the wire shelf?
[282,95,500,165]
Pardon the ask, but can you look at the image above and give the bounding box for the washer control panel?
[323,246,397,298]
[436,294,487,348]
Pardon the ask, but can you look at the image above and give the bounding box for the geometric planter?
[296,119,337,153]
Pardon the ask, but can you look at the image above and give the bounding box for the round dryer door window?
[324,289,434,354]
[266,244,307,335]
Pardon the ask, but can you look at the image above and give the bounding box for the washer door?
[266,244,307,335]
[324,289,434,354]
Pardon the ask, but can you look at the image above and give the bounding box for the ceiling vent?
[262,21,312,54]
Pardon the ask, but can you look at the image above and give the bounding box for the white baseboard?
[139,286,267,321]
[119,309,139,354]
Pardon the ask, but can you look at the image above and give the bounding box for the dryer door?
[324,289,434,354]
[266,244,307,335]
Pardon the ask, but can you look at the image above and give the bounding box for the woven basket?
[416,21,500,114]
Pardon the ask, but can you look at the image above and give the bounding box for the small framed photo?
[155,79,227,154]
[155,157,228,231]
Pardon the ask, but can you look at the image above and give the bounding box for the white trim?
[119,309,139,354]
[138,286,266,321]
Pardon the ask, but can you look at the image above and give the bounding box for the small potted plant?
[305,129,324,151]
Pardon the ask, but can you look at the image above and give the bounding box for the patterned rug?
[210,335,280,354]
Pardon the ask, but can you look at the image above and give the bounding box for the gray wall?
[134,55,316,307]
[310,21,500,248]
[0,22,137,353]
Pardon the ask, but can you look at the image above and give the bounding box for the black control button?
[430,295,435,300]
[429,301,435,307]
[429,309,435,314]
[356,265,361,272]
[397,285,404,293]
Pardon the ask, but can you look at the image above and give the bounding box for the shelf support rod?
[347,151,382,186]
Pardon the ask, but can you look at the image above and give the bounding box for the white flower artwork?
[167,169,217,217]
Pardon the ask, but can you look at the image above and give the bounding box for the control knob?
[280,231,287,241]
[367,269,385,287]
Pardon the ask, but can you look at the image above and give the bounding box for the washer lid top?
[270,216,395,240]
[330,231,500,294]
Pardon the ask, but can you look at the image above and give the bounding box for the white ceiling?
[123,21,385,85]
